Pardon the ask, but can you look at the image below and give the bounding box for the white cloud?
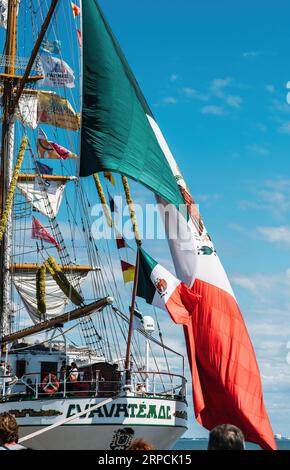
[196,193,222,205]
[225,95,242,108]
[208,77,242,111]
[278,121,290,134]
[238,178,290,217]
[231,270,290,303]
[210,77,232,97]
[228,223,249,235]
[259,189,290,213]
[247,144,269,155]
[200,105,224,116]
[181,87,209,101]
[162,96,177,105]
[242,51,261,58]
[257,226,290,245]
[272,99,290,114]
[167,76,242,114]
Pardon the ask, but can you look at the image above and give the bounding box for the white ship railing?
[0,371,186,401]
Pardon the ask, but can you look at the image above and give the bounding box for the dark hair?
[126,438,154,450]
[71,362,77,368]
[208,424,245,450]
[0,413,19,445]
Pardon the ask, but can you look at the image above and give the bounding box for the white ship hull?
[1,395,188,450]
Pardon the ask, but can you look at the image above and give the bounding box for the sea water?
[172,438,290,450]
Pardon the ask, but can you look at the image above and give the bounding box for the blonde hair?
[0,413,19,444]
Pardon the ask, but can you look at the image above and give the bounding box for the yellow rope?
[36,265,46,317]
[44,256,83,306]
[93,173,113,227]
[0,135,27,241]
[121,175,141,246]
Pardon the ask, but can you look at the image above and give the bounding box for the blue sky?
[5,0,290,440]
[96,0,290,437]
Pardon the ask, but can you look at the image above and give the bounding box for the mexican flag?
[137,248,277,451]
[80,0,276,451]
[137,248,200,323]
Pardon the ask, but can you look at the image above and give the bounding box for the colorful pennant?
[31,216,59,249]
[35,161,53,175]
[71,2,81,17]
[115,229,128,249]
[121,260,135,284]
[37,128,78,160]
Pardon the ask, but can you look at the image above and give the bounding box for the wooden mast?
[0,0,18,210]
[0,0,19,337]
[124,246,140,382]
[121,175,142,381]
[0,1,60,339]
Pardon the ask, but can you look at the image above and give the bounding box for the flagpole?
[121,174,142,383]
[124,242,141,384]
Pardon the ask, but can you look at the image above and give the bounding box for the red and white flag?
[31,217,59,250]
[146,117,277,451]
[137,248,201,322]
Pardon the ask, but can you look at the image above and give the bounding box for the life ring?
[42,373,60,394]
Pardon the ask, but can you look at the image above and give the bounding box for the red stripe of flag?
[167,278,276,451]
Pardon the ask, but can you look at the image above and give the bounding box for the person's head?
[61,360,66,366]
[0,413,19,445]
[71,362,77,368]
[126,438,154,450]
[208,424,245,450]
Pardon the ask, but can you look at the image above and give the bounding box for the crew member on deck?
[67,362,79,395]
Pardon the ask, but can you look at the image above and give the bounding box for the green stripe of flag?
[80,0,183,208]
[137,248,157,305]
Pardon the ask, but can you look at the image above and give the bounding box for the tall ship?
[0,0,276,451]
[0,0,188,450]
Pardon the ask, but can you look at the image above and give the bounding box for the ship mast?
[0,0,59,340]
[0,0,19,338]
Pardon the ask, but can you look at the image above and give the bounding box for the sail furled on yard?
[80,0,183,208]
[13,271,88,323]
